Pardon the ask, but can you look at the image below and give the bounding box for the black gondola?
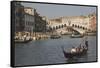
[62,40,88,58]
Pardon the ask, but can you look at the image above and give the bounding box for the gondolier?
[85,41,88,46]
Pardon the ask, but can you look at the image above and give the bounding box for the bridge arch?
[75,25,77,28]
[79,25,82,28]
[77,25,79,28]
[49,26,51,30]
[52,26,56,30]
[82,27,85,30]
[58,25,61,29]
[61,24,64,28]
[56,26,58,29]
[72,24,74,27]
[64,24,66,27]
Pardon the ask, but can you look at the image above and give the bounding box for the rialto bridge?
[46,16,92,34]
[47,22,89,34]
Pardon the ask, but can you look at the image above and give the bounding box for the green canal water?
[15,35,97,66]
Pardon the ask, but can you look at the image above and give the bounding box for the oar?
[61,46,65,52]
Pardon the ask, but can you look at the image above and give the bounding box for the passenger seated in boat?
[77,44,82,52]
[76,48,80,53]
[79,48,83,52]
[84,45,88,50]
[82,46,85,51]
[77,46,83,53]
[71,47,76,53]
[82,46,84,49]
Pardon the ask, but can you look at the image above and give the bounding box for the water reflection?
[66,53,88,63]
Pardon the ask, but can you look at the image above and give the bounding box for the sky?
[21,2,96,19]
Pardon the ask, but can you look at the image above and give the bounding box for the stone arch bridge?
[47,23,88,34]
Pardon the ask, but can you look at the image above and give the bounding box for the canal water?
[15,36,97,66]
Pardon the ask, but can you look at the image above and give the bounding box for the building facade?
[22,7,35,36]
[14,2,47,37]
[89,13,96,31]
[34,9,46,32]
[14,2,25,32]
[48,13,96,32]
[13,2,25,38]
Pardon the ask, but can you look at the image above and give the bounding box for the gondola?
[62,41,88,58]
[70,34,84,38]
[15,38,32,43]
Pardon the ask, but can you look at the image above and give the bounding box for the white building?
[24,7,34,15]
[24,13,34,34]
[23,7,35,36]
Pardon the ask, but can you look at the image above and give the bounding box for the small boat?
[62,41,88,58]
[50,34,61,39]
[15,39,32,43]
[70,34,84,38]
[15,36,32,43]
